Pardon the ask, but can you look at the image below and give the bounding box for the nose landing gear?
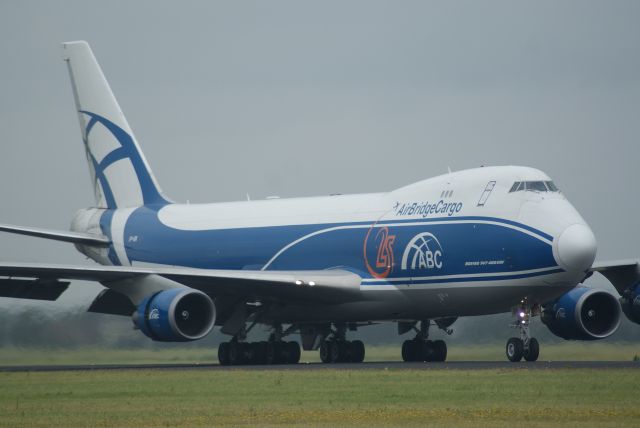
[506,301,540,362]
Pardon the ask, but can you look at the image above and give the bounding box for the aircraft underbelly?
[263,280,575,323]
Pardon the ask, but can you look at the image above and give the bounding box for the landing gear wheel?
[320,341,331,363]
[351,340,365,363]
[330,341,347,363]
[286,341,301,364]
[255,341,269,365]
[432,340,447,362]
[248,342,266,365]
[266,341,282,365]
[421,340,435,362]
[524,338,540,362]
[228,342,243,365]
[218,342,230,366]
[402,340,414,362]
[506,337,524,362]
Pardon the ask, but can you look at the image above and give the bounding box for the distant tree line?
[0,306,637,348]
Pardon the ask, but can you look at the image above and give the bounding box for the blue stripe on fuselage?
[112,207,558,280]
[99,209,120,265]
[360,268,565,286]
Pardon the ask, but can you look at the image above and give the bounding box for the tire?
[228,342,242,365]
[506,337,524,362]
[524,338,540,362]
[218,342,230,366]
[330,341,346,363]
[421,340,435,362]
[241,342,252,365]
[320,341,331,363]
[266,341,281,365]
[433,340,447,362]
[351,340,365,363]
[247,342,260,365]
[286,341,301,364]
[254,341,269,365]
[343,341,353,362]
[401,340,414,362]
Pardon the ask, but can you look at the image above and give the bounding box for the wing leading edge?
[0,262,363,306]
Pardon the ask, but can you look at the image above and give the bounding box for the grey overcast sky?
[0,1,639,311]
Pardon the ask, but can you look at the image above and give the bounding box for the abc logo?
[401,232,444,271]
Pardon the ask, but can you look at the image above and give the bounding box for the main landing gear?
[401,320,447,362]
[218,324,301,366]
[318,324,366,363]
[506,301,540,362]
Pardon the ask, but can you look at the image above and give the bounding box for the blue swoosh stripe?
[361,268,565,286]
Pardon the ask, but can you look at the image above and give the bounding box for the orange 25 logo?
[363,226,396,278]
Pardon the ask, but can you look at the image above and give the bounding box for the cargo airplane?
[1,41,639,365]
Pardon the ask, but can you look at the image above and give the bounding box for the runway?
[0,360,637,372]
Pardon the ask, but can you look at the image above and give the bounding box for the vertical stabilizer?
[62,41,169,209]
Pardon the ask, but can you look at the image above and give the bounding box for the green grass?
[1,342,639,366]
[1,368,639,427]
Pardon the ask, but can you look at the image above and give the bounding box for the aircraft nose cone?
[556,224,597,272]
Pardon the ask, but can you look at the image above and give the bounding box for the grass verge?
[1,368,639,427]
[1,342,639,366]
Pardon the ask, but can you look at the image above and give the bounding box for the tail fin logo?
[81,111,168,209]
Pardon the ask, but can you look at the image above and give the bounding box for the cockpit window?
[545,181,559,192]
[525,181,547,192]
[509,180,560,193]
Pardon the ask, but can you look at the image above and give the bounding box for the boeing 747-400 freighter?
[1,41,638,364]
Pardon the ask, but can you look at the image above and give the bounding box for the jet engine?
[620,284,640,324]
[541,287,621,340]
[133,288,216,342]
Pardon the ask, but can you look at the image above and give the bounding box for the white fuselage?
[72,165,596,323]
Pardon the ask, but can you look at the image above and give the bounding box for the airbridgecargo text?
[394,200,463,218]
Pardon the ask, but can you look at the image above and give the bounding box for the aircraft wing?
[0,262,363,306]
[590,259,640,294]
[0,223,110,246]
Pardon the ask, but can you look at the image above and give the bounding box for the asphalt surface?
[0,360,637,372]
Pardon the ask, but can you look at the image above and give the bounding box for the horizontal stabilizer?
[0,223,110,246]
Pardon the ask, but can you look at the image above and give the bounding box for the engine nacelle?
[541,287,621,340]
[620,284,640,325]
[133,289,216,342]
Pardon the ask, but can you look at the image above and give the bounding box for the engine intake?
[542,287,621,340]
[133,289,216,342]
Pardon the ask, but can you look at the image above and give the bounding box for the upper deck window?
[509,181,560,193]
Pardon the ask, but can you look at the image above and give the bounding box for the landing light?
[295,280,303,286]
[309,281,316,287]
[519,311,526,318]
